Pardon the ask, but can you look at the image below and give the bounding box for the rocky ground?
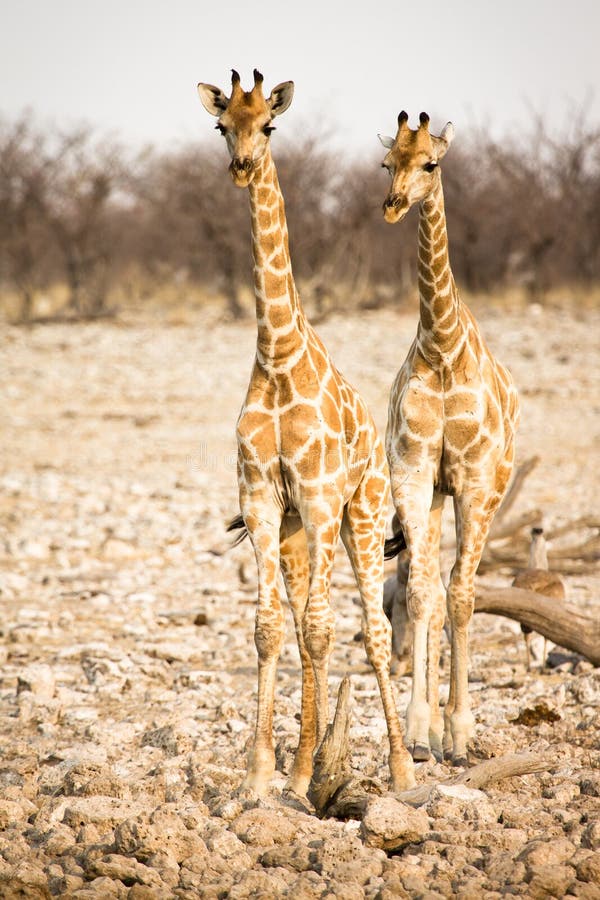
[1,301,599,899]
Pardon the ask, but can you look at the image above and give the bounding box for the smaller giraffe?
[379,110,520,766]
[197,70,415,796]
[513,527,565,669]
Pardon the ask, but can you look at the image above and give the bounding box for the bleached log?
[393,752,550,808]
[475,585,600,666]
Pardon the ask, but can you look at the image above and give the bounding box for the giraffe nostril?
[233,157,253,173]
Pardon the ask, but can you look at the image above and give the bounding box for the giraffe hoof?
[281,788,314,814]
[452,755,468,768]
[443,748,454,762]
[411,742,431,762]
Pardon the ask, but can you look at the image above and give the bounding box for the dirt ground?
[1,301,599,899]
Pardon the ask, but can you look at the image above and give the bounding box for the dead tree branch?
[309,677,553,819]
[475,586,600,665]
[307,676,353,814]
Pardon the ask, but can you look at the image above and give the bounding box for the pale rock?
[17,663,56,701]
[575,852,600,884]
[61,796,150,829]
[114,808,208,864]
[0,799,35,828]
[102,537,138,559]
[361,796,429,850]
[518,837,577,867]
[230,807,299,846]
[87,854,164,887]
[582,821,600,851]
[526,863,576,898]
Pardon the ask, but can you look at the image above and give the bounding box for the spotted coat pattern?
[381,112,520,764]
[198,71,415,796]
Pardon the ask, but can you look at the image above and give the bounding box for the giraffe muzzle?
[229,157,255,186]
[383,193,409,223]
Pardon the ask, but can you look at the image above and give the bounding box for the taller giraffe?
[379,111,519,766]
[197,70,415,796]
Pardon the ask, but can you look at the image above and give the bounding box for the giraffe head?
[379,111,454,223]
[197,69,294,188]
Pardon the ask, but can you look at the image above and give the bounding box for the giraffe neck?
[248,147,306,365]
[417,175,462,353]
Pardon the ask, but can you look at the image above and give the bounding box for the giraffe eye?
[263,124,276,136]
[423,161,437,173]
[215,123,226,136]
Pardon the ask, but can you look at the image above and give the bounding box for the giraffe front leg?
[240,507,284,796]
[394,481,442,763]
[300,499,343,750]
[279,521,315,797]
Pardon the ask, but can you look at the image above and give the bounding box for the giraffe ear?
[440,122,454,145]
[268,81,294,117]
[378,134,395,149]
[197,83,229,117]
[432,123,454,161]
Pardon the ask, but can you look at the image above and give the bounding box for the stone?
[140,724,195,757]
[580,775,600,797]
[260,842,315,873]
[228,867,290,898]
[526,863,576,898]
[569,883,600,899]
[86,854,164,887]
[0,799,36,828]
[361,796,429,851]
[427,785,499,827]
[577,852,600,883]
[583,821,600,851]
[230,808,299,846]
[517,837,576,867]
[0,860,51,899]
[282,870,331,898]
[61,796,150,830]
[114,808,208,864]
[17,664,56,702]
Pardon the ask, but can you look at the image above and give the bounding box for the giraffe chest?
[387,345,515,494]
[236,364,375,507]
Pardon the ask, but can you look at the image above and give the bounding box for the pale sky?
[1,0,598,155]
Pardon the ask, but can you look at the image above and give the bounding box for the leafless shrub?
[1,109,599,323]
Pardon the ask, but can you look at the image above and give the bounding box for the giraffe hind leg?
[445,489,498,766]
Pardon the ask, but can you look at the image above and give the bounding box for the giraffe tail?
[384,527,407,560]
[226,513,248,547]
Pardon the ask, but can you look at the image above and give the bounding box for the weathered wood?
[475,585,600,666]
[307,676,354,815]
[546,516,600,541]
[392,752,550,807]
[322,752,552,816]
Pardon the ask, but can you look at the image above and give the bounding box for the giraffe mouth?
[229,159,256,188]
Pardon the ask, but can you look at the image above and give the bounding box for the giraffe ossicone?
[380,110,520,766]
[197,70,416,797]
